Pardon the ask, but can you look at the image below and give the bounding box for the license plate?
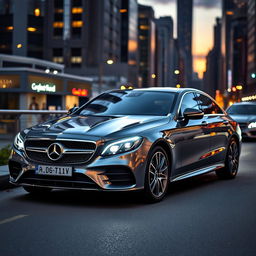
[36,165,72,177]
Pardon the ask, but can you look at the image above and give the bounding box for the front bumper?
[8,141,150,192]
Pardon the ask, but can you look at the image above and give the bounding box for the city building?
[203,18,222,98]
[0,0,45,58]
[229,1,247,93]
[246,0,256,97]
[155,16,174,87]
[177,0,193,87]
[138,4,156,87]
[220,0,237,93]
[120,0,139,86]
[0,54,92,112]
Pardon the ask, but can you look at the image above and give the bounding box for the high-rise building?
[220,0,237,93]
[44,0,121,72]
[120,0,139,85]
[247,0,256,93]
[0,0,45,58]
[177,0,193,87]
[155,16,174,87]
[229,1,247,91]
[138,4,156,87]
[203,18,222,98]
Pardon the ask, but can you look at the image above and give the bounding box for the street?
[0,142,256,256]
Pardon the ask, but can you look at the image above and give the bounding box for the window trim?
[176,90,226,120]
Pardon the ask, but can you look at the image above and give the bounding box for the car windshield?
[77,91,176,116]
[227,104,256,115]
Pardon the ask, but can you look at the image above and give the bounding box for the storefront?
[0,69,92,137]
[0,69,92,111]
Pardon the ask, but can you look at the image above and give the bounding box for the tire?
[143,146,170,203]
[23,186,52,194]
[216,138,239,179]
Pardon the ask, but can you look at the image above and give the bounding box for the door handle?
[201,121,208,126]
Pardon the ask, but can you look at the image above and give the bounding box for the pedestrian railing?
[0,110,68,139]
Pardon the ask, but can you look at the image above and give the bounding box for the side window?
[196,93,223,114]
[180,93,199,115]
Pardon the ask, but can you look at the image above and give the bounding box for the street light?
[251,73,256,79]
[151,74,156,79]
[107,59,114,65]
[174,69,180,75]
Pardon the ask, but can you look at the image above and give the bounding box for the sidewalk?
[0,165,10,189]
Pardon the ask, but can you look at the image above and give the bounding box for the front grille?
[97,166,136,187]
[24,139,96,165]
[19,170,99,189]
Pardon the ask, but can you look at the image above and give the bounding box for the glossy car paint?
[9,88,242,192]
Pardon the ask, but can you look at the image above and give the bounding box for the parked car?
[227,102,256,139]
[9,88,241,202]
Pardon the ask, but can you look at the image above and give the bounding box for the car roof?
[110,87,206,94]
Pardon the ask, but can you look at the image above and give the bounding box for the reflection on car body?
[9,88,241,202]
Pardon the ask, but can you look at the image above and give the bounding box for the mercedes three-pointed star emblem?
[47,143,64,161]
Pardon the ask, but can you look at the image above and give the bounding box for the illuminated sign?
[0,79,12,88]
[31,82,56,93]
[72,88,88,97]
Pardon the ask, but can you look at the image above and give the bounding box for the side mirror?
[68,106,79,115]
[183,108,204,120]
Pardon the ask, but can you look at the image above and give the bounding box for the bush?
[0,145,11,165]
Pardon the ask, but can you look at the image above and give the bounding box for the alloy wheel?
[148,151,168,198]
[228,140,239,175]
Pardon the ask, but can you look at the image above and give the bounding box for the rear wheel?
[144,146,170,203]
[23,186,52,194]
[216,138,239,179]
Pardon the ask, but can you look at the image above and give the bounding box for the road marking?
[0,215,28,225]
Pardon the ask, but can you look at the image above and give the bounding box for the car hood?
[25,114,169,139]
[229,114,256,123]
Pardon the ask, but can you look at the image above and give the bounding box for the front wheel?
[216,138,239,179]
[143,146,170,203]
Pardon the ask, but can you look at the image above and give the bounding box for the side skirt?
[170,163,225,183]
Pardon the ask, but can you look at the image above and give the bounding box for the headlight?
[14,132,24,151]
[248,122,256,129]
[102,136,143,156]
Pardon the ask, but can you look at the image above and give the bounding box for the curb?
[0,165,10,190]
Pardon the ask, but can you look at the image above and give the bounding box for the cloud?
[139,0,221,9]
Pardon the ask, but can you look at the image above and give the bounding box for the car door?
[196,93,229,165]
[172,92,212,177]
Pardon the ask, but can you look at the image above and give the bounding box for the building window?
[72,0,82,7]
[71,48,82,67]
[54,0,64,8]
[53,48,63,64]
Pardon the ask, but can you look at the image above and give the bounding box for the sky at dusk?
[138,0,222,79]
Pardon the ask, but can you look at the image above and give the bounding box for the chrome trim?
[64,149,95,154]
[26,147,47,153]
[176,90,226,120]
[10,182,143,192]
[171,163,225,182]
[24,138,97,164]
[25,137,97,145]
